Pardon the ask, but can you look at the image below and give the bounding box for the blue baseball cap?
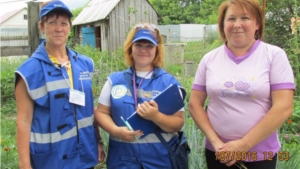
[132,29,158,46]
[39,0,73,20]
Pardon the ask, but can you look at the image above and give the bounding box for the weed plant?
[1,56,27,169]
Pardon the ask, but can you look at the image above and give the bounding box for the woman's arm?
[15,77,33,169]
[93,119,106,163]
[219,89,294,166]
[94,103,143,142]
[188,90,224,150]
[243,89,293,149]
[94,104,117,136]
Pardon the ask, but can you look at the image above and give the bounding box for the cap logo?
[132,28,158,46]
[39,1,73,20]
[143,31,151,34]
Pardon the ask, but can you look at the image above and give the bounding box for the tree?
[264,0,299,44]
[264,0,300,95]
[148,0,202,24]
[264,0,298,48]
[194,0,223,24]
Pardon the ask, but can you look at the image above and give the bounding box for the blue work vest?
[15,42,98,169]
[106,67,183,169]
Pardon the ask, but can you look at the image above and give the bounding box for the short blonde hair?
[218,0,265,42]
[124,24,164,68]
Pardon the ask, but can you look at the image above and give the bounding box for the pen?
[120,116,140,142]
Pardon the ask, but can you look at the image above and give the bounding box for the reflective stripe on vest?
[30,115,94,144]
[125,88,162,99]
[29,79,70,100]
[109,132,178,143]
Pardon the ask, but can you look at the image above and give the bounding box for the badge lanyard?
[132,70,153,108]
[60,63,86,106]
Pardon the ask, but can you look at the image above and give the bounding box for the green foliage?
[72,44,126,103]
[263,0,300,95]
[277,142,300,169]
[144,10,149,15]
[285,25,300,95]
[71,7,84,18]
[1,57,27,116]
[149,0,223,24]
[1,119,18,169]
[1,57,27,169]
[205,31,220,44]
[264,0,298,48]
[127,7,138,14]
[149,0,202,24]
[1,69,15,103]
[280,99,300,134]
[278,98,300,169]
[194,0,223,24]
[183,35,222,63]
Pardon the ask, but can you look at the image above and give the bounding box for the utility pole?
[261,0,267,40]
[262,0,267,17]
[28,1,40,56]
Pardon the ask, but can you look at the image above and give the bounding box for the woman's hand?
[97,143,106,162]
[217,139,250,166]
[136,100,159,121]
[137,100,184,132]
[118,126,143,142]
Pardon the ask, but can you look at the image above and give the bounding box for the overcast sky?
[0,0,90,16]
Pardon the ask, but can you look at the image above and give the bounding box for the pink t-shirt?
[192,40,295,161]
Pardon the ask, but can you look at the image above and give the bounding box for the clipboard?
[125,84,185,138]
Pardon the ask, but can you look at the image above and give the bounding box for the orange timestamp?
[215,151,290,161]
[215,151,258,161]
[263,151,289,161]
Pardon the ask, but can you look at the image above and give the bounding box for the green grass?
[1,117,18,169]
[1,57,25,169]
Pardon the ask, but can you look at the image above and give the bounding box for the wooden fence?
[0,31,30,56]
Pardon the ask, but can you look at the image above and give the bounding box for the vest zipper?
[74,105,80,143]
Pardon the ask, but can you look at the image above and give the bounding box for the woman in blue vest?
[15,1,105,169]
[94,23,186,169]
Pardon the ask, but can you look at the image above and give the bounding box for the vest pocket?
[57,117,75,135]
[31,149,60,169]
[123,98,135,105]
[61,150,80,168]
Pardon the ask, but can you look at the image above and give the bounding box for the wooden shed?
[72,0,159,52]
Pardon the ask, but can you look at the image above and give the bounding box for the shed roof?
[72,0,159,26]
[72,0,120,26]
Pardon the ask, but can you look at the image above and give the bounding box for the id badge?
[69,89,85,106]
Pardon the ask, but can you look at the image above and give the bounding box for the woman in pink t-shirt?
[188,0,295,169]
